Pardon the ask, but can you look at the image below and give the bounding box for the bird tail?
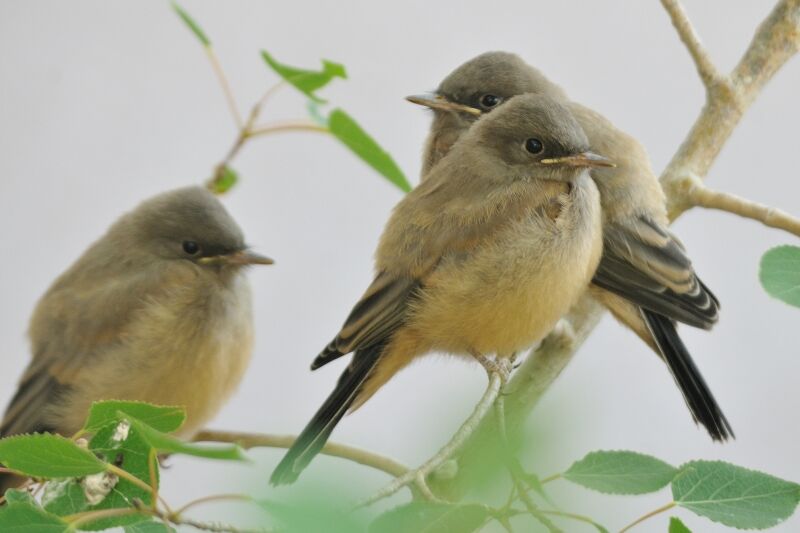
[641,308,734,441]
[270,343,384,485]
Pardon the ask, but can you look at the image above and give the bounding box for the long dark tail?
[270,344,384,485]
[641,308,734,441]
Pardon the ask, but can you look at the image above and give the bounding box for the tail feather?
[641,308,734,441]
[270,343,384,485]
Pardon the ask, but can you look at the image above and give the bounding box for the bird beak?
[405,93,482,116]
[199,250,274,267]
[540,152,615,168]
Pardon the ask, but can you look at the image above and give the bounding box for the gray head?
[409,52,568,174]
[110,186,272,270]
[458,93,611,182]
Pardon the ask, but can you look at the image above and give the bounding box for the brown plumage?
[407,51,732,441]
[1,187,271,494]
[271,94,608,485]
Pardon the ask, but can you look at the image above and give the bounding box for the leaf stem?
[539,473,561,485]
[618,501,676,533]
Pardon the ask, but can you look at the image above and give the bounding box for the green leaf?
[0,500,67,532]
[0,434,106,478]
[83,401,185,434]
[125,415,246,461]
[563,450,677,495]
[328,109,411,192]
[370,502,490,533]
[124,520,177,533]
[307,101,330,127]
[42,479,88,517]
[260,51,346,102]
[672,460,800,529]
[759,245,800,308]
[81,422,155,530]
[262,499,366,533]
[669,516,692,533]
[171,2,210,46]
[3,489,35,505]
[210,166,239,194]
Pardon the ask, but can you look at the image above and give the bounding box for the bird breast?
[411,174,602,356]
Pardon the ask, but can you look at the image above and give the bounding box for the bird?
[406,51,733,441]
[270,93,612,485]
[0,186,272,494]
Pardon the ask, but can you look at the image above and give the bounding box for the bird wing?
[592,215,719,329]
[1,268,174,436]
[312,272,420,370]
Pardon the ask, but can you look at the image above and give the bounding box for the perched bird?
[407,51,732,441]
[0,186,272,493]
[271,94,611,485]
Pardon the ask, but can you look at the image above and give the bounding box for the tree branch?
[358,370,504,507]
[683,174,800,237]
[660,0,723,87]
[193,429,408,479]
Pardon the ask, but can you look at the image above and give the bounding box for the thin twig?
[618,501,677,533]
[358,371,504,507]
[540,509,609,532]
[193,429,409,478]
[65,507,141,531]
[660,0,724,87]
[684,176,800,237]
[173,493,256,517]
[247,121,329,137]
[205,47,243,128]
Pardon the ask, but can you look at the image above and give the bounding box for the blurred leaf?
[125,415,246,461]
[370,502,490,533]
[307,101,330,126]
[669,516,692,533]
[563,450,676,495]
[261,51,346,102]
[262,499,366,533]
[0,434,105,478]
[3,489,34,505]
[328,109,411,192]
[171,2,210,46]
[0,499,66,532]
[759,245,800,308]
[672,460,800,529]
[42,479,88,517]
[83,401,185,434]
[124,520,177,533]
[210,166,239,194]
[82,422,155,530]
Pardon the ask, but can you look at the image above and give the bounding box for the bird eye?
[182,241,200,255]
[479,94,501,109]
[525,138,544,154]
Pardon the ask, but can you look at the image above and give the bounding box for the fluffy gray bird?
[0,186,272,493]
[407,51,732,441]
[271,93,611,485]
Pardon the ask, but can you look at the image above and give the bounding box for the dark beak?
[406,93,482,116]
[540,152,615,168]
[200,250,274,267]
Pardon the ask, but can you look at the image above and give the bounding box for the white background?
[1,1,799,531]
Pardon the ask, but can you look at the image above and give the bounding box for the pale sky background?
[1,1,799,531]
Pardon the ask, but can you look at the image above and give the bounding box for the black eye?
[480,94,501,109]
[182,241,200,255]
[525,138,544,154]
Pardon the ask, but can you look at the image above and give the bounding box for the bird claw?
[474,354,514,384]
